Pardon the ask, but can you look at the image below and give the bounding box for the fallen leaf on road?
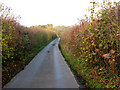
[52,43,56,46]
[47,51,50,53]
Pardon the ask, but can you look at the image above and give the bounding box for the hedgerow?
[59,0,120,88]
[1,4,56,86]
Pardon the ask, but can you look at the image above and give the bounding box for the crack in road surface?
[3,38,80,88]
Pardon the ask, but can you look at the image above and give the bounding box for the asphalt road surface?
[3,38,80,88]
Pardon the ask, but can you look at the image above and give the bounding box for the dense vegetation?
[57,0,120,88]
[1,4,56,86]
[1,0,120,88]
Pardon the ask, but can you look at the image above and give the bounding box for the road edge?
[57,39,88,89]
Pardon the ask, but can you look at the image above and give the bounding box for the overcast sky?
[0,0,119,27]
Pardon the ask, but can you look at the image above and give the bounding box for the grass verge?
[58,40,89,89]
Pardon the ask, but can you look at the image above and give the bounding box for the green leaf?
[99,44,103,47]
[103,29,107,32]
[103,21,106,24]
[93,52,96,55]
[93,2,95,4]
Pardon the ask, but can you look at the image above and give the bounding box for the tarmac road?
[3,38,80,88]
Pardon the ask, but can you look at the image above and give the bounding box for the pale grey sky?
[0,0,119,27]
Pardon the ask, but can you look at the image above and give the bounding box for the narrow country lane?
[3,38,80,88]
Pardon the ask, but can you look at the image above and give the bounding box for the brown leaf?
[103,53,110,59]
[96,49,99,52]
[110,50,115,54]
[109,60,112,64]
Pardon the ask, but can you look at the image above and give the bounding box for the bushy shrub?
[60,0,120,88]
[1,4,56,86]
